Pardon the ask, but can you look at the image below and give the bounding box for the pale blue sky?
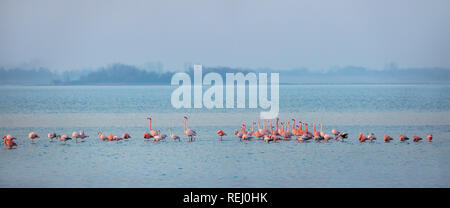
[0,0,449,71]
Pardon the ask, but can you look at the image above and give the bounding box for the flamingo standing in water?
[234,129,244,140]
[299,123,313,142]
[427,134,433,142]
[367,133,376,142]
[48,132,58,142]
[147,117,159,137]
[79,130,89,141]
[358,133,368,143]
[3,135,17,149]
[122,133,131,139]
[58,135,72,143]
[253,119,264,139]
[72,131,80,142]
[313,123,323,141]
[143,132,152,140]
[399,135,409,142]
[183,116,197,142]
[291,119,298,136]
[413,136,423,142]
[98,131,108,141]
[28,132,39,143]
[217,130,226,141]
[320,123,333,142]
[384,135,394,142]
[168,127,180,141]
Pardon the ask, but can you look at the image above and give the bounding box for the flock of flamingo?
[2,116,433,149]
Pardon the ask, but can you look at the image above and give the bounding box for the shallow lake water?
[1,85,449,187]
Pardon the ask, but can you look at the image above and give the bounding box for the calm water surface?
[0,85,449,187]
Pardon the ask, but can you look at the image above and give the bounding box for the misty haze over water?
[1,63,449,85]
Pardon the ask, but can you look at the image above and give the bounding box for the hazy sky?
[1,0,449,71]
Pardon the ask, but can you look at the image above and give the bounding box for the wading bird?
[427,134,433,142]
[399,135,409,142]
[147,117,159,137]
[413,136,423,142]
[58,135,72,143]
[183,116,197,142]
[168,127,180,141]
[384,135,394,142]
[28,132,39,143]
[217,130,226,141]
[98,131,108,141]
[48,132,58,142]
[122,133,131,139]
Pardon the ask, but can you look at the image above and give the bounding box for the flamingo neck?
[292,120,295,130]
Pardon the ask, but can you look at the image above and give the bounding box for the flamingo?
[241,131,254,141]
[358,133,368,143]
[147,117,159,137]
[183,116,197,142]
[106,134,114,141]
[384,135,394,142]
[413,136,423,142]
[48,132,58,142]
[153,130,166,141]
[122,133,131,139]
[399,135,409,142]
[299,123,313,141]
[427,134,433,142]
[168,127,180,141]
[72,131,80,142]
[217,130,226,140]
[234,129,243,140]
[337,131,348,141]
[367,133,376,142]
[291,119,298,136]
[28,132,39,143]
[296,121,303,136]
[58,135,72,143]
[3,136,17,149]
[276,118,281,136]
[313,123,323,141]
[98,131,108,141]
[143,132,152,139]
[79,130,89,140]
[253,120,264,139]
[320,123,333,141]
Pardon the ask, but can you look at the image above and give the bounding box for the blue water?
[1,85,449,187]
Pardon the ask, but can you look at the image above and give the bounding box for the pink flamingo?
[48,132,58,142]
[79,130,89,140]
[168,127,180,141]
[313,123,323,141]
[367,133,376,141]
[427,134,432,142]
[58,135,72,143]
[413,136,422,142]
[72,131,80,142]
[147,117,159,137]
[217,129,227,140]
[253,120,264,139]
[3,136,17,149]
[183,116,197,142]
[399,135,409,142]
[28,132,39,143]
[291,119,298,136]
[384,135,393,142]
[358,133,368,143]
[98,131,108,141]
[122,133,131,139]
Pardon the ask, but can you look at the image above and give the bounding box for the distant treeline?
[1,63,450,85]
